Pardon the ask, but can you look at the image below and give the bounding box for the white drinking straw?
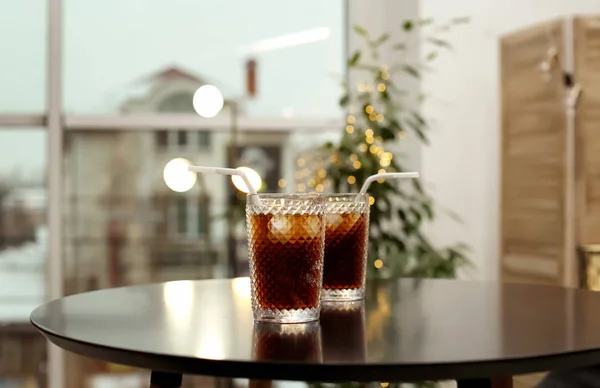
[187,166,259,195]
[359,172,419,195]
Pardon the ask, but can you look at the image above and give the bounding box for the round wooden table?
[30,278,600,388]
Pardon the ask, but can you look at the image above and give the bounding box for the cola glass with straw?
[322,172,418,301]
[187,166,326,323]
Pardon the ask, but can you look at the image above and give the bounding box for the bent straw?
[359,172,419,195]
[187,166,258,195]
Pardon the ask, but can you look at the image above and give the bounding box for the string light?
[377,83,386,92]
[380,159,391,167]
[308,178,316,187]
[347,176,356,185]
[330,154,339,163]
[297,183,306,192]
[366,136,374,145]
[383,152,393,160]
[365,105,374,114]
[381,71,389,80]
[347,115,356,124]
[369,196,375,206]
[374,260,383,269]
[278,179,287,188]
[369,145,378,154]
[376,114,384,122]
[315,183,324,192]
[317,169,327,179]
[359,143,368,152]
[350,154,359,162]
[353,160,362,169]
[297,158,306,167]
[365,128,374,137]
[346,125,354,134]
[378,169,386,174]
[369,113,377,121]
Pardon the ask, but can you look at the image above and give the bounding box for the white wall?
[419,0,600,280]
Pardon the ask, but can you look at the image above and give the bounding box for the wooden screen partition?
[575,16,600,246]
[500,20,568,286]
[500,15,600,287]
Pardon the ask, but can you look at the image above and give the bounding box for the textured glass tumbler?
[246,193,325,323]
[322,193,370,301]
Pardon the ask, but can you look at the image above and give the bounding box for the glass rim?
[246,193,324,199]
[325,193,369,197]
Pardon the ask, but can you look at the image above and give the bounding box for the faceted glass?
[246,193,325,323]
[323,193,370,301]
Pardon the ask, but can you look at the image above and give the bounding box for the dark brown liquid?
[320,302,366,362]
[249,213,324,311]
[253,323,321,362]
[323,213,368,290]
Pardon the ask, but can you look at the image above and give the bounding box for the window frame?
[0,1,352,388]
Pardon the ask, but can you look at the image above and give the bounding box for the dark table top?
[30,278,600,382]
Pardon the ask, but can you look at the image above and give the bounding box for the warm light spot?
[365,105,374,114]
[381,71,389,80]
[163,158,196,193]
[301,168,310,176]
[376,114,384,122]
[346,125,354,134]
[315,184,324,192]
[377,179,385,183]
[193,85,224,118]
[369,196,375,206]
[375,136,383,143]
[378,169,386,174]
[318,169,327,179]
[369,113,377,121]
[278,179,287,188]
[383,152,393,160]
[366,136,374,145]
[350,154,358,161]
[297,183,306,192]
[374,260,383,269]
[347,176,356,185]
[365,128,374,137]
[380,159,391,167]
[398,131,406,139]
[330,154,339,163]
[359,143,368,153]
[369,145,378,154]
[297,158,306,167]
[232,167,262,193]
[308,178,316,187]
[353,160,362,169]
[357,82,366,92]
[377,83,387,92]
[347,115,356,124]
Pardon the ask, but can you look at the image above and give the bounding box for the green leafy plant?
[308,17,470,284]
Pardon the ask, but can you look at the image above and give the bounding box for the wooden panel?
[500,20,567,285]
[575,16,600,245]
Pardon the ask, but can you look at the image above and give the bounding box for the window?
[156,130,168,149]
[198,199,209,236]
[177,130,188,147]
[175,196,187,235]
[198,131,211,148]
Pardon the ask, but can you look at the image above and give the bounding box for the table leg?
[150,371,183,388]
[457,377,512,388]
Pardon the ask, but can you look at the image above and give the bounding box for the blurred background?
[2,0,600,388]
